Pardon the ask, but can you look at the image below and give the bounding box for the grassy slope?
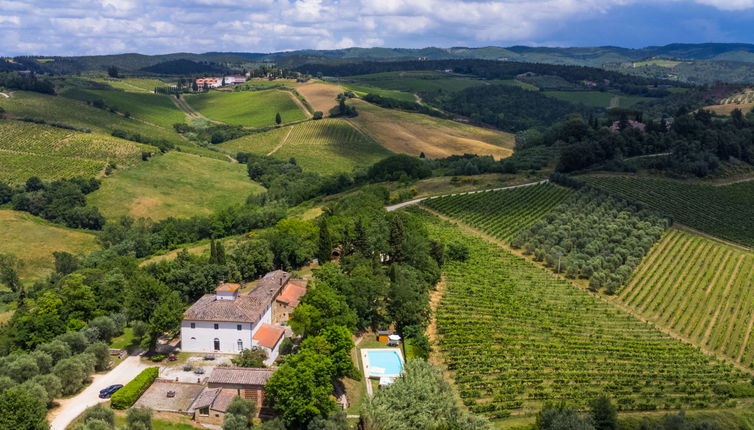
[218,119,392,175]
[0,210,98,281]
[185,89,307,127]
[0,120,155,183]
[349,99,514,159]
[0,91,183,144]
[95,77,171,93]
[617,227,754,369]
[581,175,754,247]
[294,82,343,114]
[87,151,265,221]
[346,71,486,93]
[63,88,185,128]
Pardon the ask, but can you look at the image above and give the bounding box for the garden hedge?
[110,367,159,409]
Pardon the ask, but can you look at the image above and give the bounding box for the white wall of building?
[181,320,253,354]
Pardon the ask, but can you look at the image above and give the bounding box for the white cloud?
[0,0,752,56]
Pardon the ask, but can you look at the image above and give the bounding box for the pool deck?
[360,348,404,397]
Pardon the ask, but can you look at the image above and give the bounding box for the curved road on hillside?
[385,179,549,211]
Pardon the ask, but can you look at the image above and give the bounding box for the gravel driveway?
[47,356,151,430]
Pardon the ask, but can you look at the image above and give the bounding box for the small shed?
[377,331,391,343]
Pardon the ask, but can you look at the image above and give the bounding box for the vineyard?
[0,91,184,144]
[0,120,155,183]
[619,228,754,369]
[580,176,754,247]
[421,211,753,420]
[270,119,392,175]
[217,126,289,156]
[422,183,573,241]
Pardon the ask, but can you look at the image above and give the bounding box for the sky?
[1,0,754,56]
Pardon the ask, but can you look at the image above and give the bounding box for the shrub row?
[110,367,158,409]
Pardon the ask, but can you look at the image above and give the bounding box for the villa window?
[214,323,219,330]
[237,324,242,331]
[199,407,209,416]
[190,323,195,329]
[238,340,243,351]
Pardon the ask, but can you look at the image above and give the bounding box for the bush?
[447,242,469,262]
[110,367,159,409]
[149,355,165,362]
[126,406,153,430]
[82,404,115,425]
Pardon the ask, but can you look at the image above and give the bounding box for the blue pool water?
[367,350,403,376]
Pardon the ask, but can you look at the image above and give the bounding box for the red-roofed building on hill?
[180,272,307,364]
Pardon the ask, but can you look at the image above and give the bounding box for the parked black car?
[98,384,123,399]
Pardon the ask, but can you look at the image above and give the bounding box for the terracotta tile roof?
[253,324,285,349]
[212,389,236,412]
[208,367,274,387]
[184,270,291,323]
[216,282,241,292]
[183,294,267,323]
[275,281,307,307]
[191,388,221,410]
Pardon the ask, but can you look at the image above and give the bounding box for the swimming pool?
[362,348,404,378]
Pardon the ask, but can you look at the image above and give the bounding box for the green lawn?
[88,151,265,221]
[185,90,307,127]
[342,84,417,103]
[109,327,136,350]
[97,77,172,93]
[63,88,186,127]
[216,126,290,157]
[0,91,183,144]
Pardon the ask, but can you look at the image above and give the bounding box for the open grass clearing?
[95,77,171,93]
[88,151,265,221]
[0,209,98,281]
[185,89,307,127]
[349,99,514,159]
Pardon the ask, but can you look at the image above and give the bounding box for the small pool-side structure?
[361,348,404,379]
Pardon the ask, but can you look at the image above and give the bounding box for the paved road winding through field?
[385,179,549,212]
[47,356,150,430]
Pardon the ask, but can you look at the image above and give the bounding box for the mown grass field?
[294,82,343,114]
[185,89,307,127]
[420,210,752,420]
[0,210,98,281]
[0,91,183,144]
[618,228,754,369]
[342,84,417,102]
[95,77,171,93]
[581,175,754,247]
[218,119,392,174]
[0,120,155,183]
[422,183,572,241]
[349,99,514,159]
[87,151,265,221]
[63,88,186,127]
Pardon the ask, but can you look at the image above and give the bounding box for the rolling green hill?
[185,90,307,127]
[87,151,265,221]
[62,88,185,127]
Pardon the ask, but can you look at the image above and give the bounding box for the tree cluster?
[0,71,55,94]
[2,176,105,230]
[173,123,251,144]
[511,189,668,294]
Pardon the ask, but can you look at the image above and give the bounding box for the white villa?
[180,270,305,364]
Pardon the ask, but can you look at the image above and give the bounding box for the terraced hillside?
[581,176,754,247]
[0,91,183,144]
[0,120,155,183]
[350,99,514,159]
[421,211,752,419]
[185,89,307,127]
[88,151,265,221]
[0,210,98,281]
[422,183,573,241]
[619,228,754,369]
[218,119,392,175]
